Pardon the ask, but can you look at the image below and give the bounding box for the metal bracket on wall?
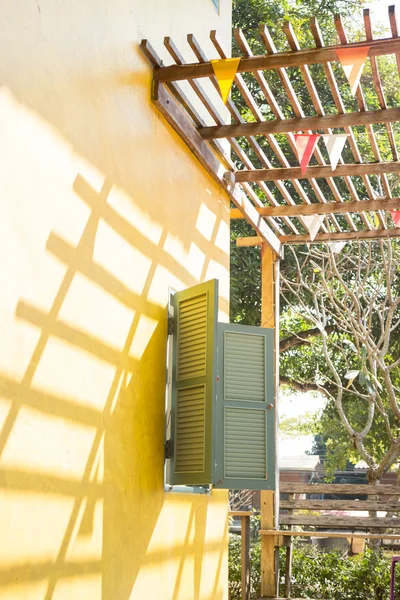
[168,315,174,336]
[164,439,173,460]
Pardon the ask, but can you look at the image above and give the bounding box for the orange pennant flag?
[336,46,370,95]
[294,134,320,176]
[211,58,241,104]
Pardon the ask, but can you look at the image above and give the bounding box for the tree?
[279,240,400,483]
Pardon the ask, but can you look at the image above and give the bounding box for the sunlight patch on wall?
[106,186,164,246]
[145,500,193,554]
[0,397,12,431]
[0,491,74,562]
[0,580,47,600]
[129,314,159,360]
[93,220,152,297]
[128,556,182,600]
[1,406,96,478]
[187,242,206,280]
[47,572,102,599]
[0,86,95,248]
[214,218,230,253]
[203,259,229,322]
[58,273,135,351]
[31,338,119,410]
[196,203,217,241]
[162,234,205,282]
[64,498,103,561]
[147,265,184,307]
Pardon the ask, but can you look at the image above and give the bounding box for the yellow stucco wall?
[0,1,232,598]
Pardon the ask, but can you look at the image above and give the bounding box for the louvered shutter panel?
[168,279,218,486]
[214,323,275,490]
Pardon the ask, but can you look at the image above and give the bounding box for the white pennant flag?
[322,134,348,171]
[303,214,325,241]
[329,241,347,254]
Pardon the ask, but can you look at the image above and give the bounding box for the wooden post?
[241,515,251,600]
[284,493,294,598]
[260,244,280,598]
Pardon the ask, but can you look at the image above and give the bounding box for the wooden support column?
[241,515,251,600]
[260,244,280,598]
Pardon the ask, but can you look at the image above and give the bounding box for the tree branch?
[280,325,334,352]
[280,375,331,399]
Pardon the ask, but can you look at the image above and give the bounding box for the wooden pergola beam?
[149,80,282,256]
[236,227,400,246]
[230,198,400,218]
[199,106,400,139]
[154,36,400,82]
[235,161,400,182]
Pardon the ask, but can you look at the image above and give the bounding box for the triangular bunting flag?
[211,57,241,104]
[336,47,370,95]
[391,210,400,227]
[322,134,348,171]
[330,241,347,254]
[294,134,320,176]
[303,214,325,241]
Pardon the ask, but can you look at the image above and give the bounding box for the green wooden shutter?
[168,279,218,486]
[214,323,275,490]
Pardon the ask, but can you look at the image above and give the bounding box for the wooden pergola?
[141,6,400,257]
[140,6,400,598]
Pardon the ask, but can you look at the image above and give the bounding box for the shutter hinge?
[164,439,173,460]
[168,315,174,336]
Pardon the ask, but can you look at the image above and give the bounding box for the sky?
[279,391,326,458]
[364,0,400,23]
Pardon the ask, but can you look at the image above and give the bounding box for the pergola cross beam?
[237,227,400,247]
[231,198,400,218]
[235,161,400,183]
[153,36,400,82]
[199,107,400,139]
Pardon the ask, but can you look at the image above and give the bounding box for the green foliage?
[229,538,400,600]
[230,221,261,325]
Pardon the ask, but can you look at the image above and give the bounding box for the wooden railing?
[260,482,400,599]
[229,511,252,600]
[231,485,400,599]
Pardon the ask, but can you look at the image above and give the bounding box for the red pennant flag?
[391,210,400,227]
[294,134,320,176]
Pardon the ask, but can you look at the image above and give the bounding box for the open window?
[166,279,275,491]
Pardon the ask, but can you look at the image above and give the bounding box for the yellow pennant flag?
[211,57,241,104]
[336,46,370,95]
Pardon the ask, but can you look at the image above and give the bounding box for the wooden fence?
[232,482,400,599]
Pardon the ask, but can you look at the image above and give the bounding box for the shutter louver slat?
[224,331,265,402]
[177,293,208,381]
[224,407,266,479]
[175,385,205,473]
